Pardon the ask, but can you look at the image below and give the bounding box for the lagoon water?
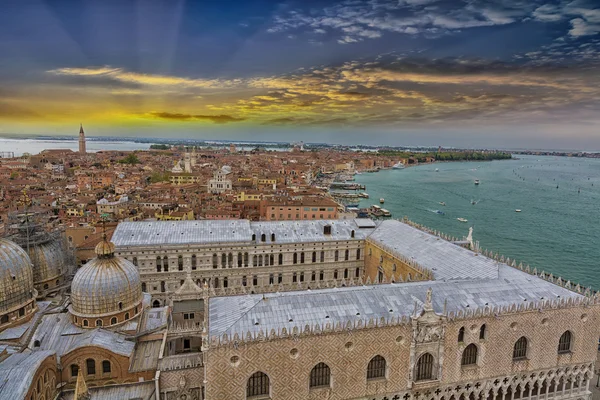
[355,155,600,289]
[0,138,151,156]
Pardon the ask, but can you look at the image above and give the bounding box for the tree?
[118,153,140,165]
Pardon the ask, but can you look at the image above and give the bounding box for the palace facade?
[0,218,598,400]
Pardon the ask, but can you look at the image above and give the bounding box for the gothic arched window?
[415,353,434,381]
[247,371,270,397]
[458,327,465,342]
[367,355,386,380]
[513,337,528,360]
[310,363,331,388]
[479,324,486,340]
[558,331,572,354]
[461,344,478,366]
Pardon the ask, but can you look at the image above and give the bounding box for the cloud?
[569,17,600,36]
[147,112,246,123]
[533,4,563,22]
[49,66,232,89]
[266,0,532,44]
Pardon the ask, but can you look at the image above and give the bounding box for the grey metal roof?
[112,219,373,248]
[0,301,50,341]
[367,220,499,281]
[209,263,581,337]
[129,340,162,372]
[29,313,134,359]
[61,380,157,400]
[0,350,56,399]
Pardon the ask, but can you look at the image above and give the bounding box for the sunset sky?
[1,0,599,148]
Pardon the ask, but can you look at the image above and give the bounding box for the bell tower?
[78,123,86,154]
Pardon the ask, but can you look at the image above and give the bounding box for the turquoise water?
[354,155,600,289]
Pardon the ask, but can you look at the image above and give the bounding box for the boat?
[434,210,445,215]
[439,202,446,206]
[515,209,522,212]
[392,162,405,169]
[381,209,391,217]
[359,192,369,198]
[474,179,480,185]
[435,168,439,172]
[379,198,385,204]
[457,218,468,223]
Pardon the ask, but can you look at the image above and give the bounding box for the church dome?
[0,238,36,314]
[70,236,142,325]
[25,238,67,289]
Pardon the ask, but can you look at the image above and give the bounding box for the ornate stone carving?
[414,325,442,343]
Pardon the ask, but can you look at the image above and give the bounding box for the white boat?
[439,202,446,206]
[435,168,439,172]
[457,218,468,223]
[392,162,405,169]
[515,209,522,212]
[379,198,385,204]
[474,179,480,185]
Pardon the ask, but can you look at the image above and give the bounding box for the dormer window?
[324,225,332,235]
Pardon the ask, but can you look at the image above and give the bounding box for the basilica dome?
[70,236,142,327]
[0,238,36,322]
[24,238,67,290]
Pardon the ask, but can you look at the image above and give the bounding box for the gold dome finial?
[95,233,115,258]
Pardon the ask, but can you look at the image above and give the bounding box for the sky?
[0,0,599,149]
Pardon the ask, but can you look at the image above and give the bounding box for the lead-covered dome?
[0,239,36,321]
[70,236,142,327]
[25,238,67,290]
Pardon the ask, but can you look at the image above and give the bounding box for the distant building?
[78,124,86,154]
[207,166,232,194]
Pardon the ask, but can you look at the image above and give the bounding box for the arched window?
[351,230,355,238]
[461,344,478,366]
[309,363,331,388]
[221,253,226,268]
[261,233,266,242]
[269,254,274,265]
[278,253,283,265]
[513,337,528,360]
[244,252,249,267]
[344,249,349,261]
[252,234,256,241]
[102,360,111,374]
[178,255,183,270]
[160,281,166,292]
[334,250,339,261]
[312,251,317,263]
[320,251,325,262]
[96,319,103,327]
[156,256,162,272]
[192,254,197,269]
[271,233,275,242]
[479,324,486,340]
[367,355,386,380]
[293,253,298,264]
[118,301,123,310]
[141,282,146,292]
[558,331,572,353]
[34,340,41,347]
[163,256,168,272]
[110,317,117,325]
[300,252,305,263]
[458,327,465,342]
[258,255,263,266]
[132,257,138,266]
[356,249,361,260]
[152,300,161,308]
[125,312,130,320]
[228,253,233,267]
[415,353,434,381]
[70,364,79,377]
[86,359,96,375]
[212,253,218,268]
[83,319,89,327]
[237,253,242,267]
[247,371,270,398]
